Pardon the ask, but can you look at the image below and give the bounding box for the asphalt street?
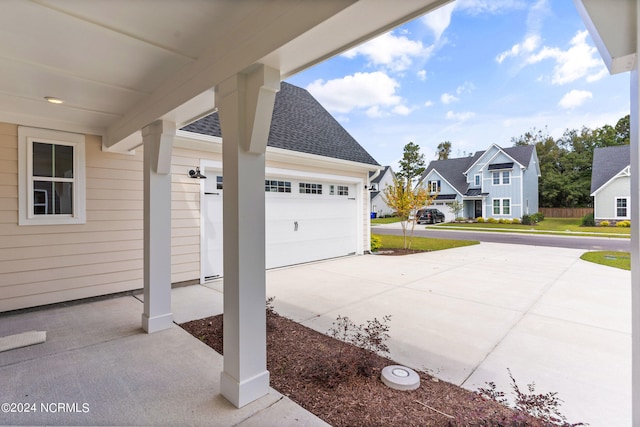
[372,225,630,251]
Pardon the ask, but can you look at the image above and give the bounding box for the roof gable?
[182,82,379,166]
[591,145,630,193]
[421,155,477,194]
[464,144,534,175]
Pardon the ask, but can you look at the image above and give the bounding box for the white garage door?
[203,171,358,280]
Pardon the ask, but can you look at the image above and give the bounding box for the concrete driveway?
[203,241,631,426]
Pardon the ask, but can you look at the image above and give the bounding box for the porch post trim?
[216,64,280,408]
[141,119,175,333]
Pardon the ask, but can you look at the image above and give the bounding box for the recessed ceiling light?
[44,97,64,104]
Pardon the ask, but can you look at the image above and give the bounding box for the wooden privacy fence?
[539,207,593,218]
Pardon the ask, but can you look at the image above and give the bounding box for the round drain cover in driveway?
[381,365,420,390]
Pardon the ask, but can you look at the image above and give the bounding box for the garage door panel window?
[266,180,291,193]
[337,185,349,196]
[299,182,322,194]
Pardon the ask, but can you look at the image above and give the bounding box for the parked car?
[416,208,445,224]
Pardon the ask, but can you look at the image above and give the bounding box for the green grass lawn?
[436,217,630,236]
[371,216,403,224]
[374,233,479,251]
[580,251,630,270]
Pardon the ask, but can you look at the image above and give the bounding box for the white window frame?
[492,198,511,216]
[474,174,481,187]
[492,170,511,185]
[615,196,630,219]
[18,126,86,225]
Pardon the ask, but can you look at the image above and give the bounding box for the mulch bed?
[180,311,551,426]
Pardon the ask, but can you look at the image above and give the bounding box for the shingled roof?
[591,145,630,193]
[181,82,379,166]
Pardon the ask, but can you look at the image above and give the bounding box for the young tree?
[448,199,463,220]
[382,176,436,249]
[436,141,452,160]
[397,142,426,190]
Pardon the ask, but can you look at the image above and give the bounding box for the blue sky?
[285,0,630,168]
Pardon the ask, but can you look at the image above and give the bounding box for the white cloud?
[306,71,411,117]
[424,100,434,107]
[392,105,413,115]
[441,93,459,104]
[496,34,541,63]
[417,70,427,81]
[455,81,476,95]
[342,32,431,72]
[446,111,476,121]
[455,0,528,15]
[421,2,456,41]
[527,30,605,84]
[558,89,592,109]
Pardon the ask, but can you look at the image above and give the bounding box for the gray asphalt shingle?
[591,145,630,193]
[181,82,379,166]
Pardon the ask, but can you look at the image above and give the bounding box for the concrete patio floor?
[0,241,630,426]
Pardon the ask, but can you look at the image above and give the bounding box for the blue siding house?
[417,144,540,221]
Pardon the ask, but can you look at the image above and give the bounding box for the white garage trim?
[199,161,365,283]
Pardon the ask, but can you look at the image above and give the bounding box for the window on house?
[265,180,291,193]
[337,185,349,196]
[492,198,511,215]
[329,185,335,195]
[19,126,86,225]
[616,197,629,218]
[492,171,511,185]
[428,180,441,193]
[216,176,223,190]
[474,174,481,187]
[299,182,322,194]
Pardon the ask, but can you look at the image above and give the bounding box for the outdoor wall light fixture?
[44,96,64,104]
[188,167,207,179]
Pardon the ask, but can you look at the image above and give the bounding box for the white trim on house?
[422,169,463,197]
[491,197,511,216]
[615,196,630,219]
[463,143,524,176]
[18,126,86,226]
[590,165,630,196]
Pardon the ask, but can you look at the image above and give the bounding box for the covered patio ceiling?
[0,0,450,152]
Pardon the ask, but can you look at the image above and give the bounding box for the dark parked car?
[416,208,445,224]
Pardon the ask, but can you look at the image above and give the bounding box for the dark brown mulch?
[180,312,550,427]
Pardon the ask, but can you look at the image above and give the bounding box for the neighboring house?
[369,166,395,217]
[590,145,630,225]
[417,144,540,222]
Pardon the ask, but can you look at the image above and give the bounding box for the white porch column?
[215,64,280,408]
[632,71,640,427]
[141,120,175,333]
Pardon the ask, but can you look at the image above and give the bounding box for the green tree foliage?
[436,141,452,160]
[397,142,426,189]
[511,115,630,208]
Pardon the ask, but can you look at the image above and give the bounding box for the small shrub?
[498,218,507,224]
[600,220,610,227]
[455,216,466,222]
[522,214,532,225]
[476,217,485,223]
[310,315,392,387]
[478,369,587,426]
[581,213,595,227]
[530,212,545,223]
[616,220,631,228]
[370,234,382,252]
[512,218,521,224]
[487,217,498,224]
[266,296,278,330]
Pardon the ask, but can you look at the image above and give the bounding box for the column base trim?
[220,370,270,408]
[141,312,173,333]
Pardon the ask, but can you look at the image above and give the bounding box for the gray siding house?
[590,145,630,225]
[418,144,540,221]
[369,166,395,218]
